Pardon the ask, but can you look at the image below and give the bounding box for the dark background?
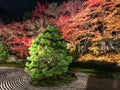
[0,0,66,17]
[0,0,85,24]
[0,0,68,23]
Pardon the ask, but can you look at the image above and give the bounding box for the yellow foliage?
[78,53,120,64]
[89,46,100,55]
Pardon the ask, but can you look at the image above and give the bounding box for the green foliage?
[25,25,73,80]
[0,42,9,63]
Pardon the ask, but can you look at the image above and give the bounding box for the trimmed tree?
[25,25,73,80]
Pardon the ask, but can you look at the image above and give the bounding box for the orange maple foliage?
[61,0,120,63]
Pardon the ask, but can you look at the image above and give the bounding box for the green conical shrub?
[25,25,73,80]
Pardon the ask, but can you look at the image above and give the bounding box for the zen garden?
[0,0,120,90]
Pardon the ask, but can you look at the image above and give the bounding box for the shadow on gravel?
[70,61,120,78]
[86,76,120,90]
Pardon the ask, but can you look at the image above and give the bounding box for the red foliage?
[56,15,71,27]
[83,0,112,7]
[0,0,83,58]
[59,0,114,41]
[33,0,82,27]
[56,0,82,27]
[12,45,29,57]
[0,20,37,58]
[33,2,47,18]
[12,36,33,47]
[60,0,81,14]
[11,36,33,57]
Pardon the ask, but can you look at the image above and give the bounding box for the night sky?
[0,0,67,23]
[0,0,66,16]
[0,0,38,16]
